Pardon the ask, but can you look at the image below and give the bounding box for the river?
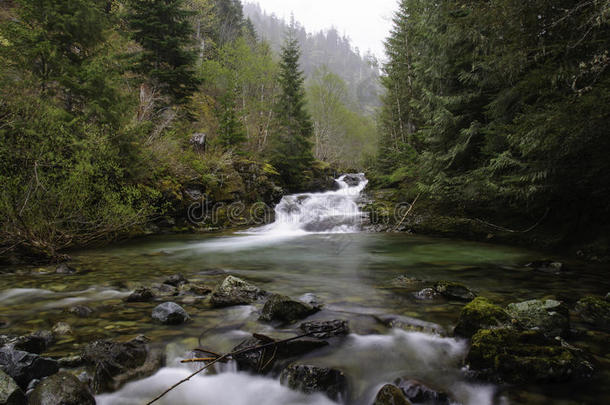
[1,175,608,404]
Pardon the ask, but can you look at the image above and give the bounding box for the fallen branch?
[474,208,550,234]
[394,193,421,231]
[146,325,342,405]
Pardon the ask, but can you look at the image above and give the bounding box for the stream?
[1,175,609,405]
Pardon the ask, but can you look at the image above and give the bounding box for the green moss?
[467,328,593,383]
[454,297,511,338]
[575,296,610,331]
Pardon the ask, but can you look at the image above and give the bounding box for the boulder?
[395,379,450,405]
[232,334,328,374]
[466,328,593,384]
[260,294,319,323]
[57,356,84,369]
[0,348,58,389]
[0,369,25,405]
[373,384,412,405]
[341,174,362,187]
[414,288,439,300]
[299,320,349,338]
[506,299,569,337]
[433,281,476,301]
[55,264,76,275]
[210,276,265,308]
[82,335,164,393]
[454,297,512,338]
[575,296,610,331]
[28,372,95,405]
[151,302,189,325]
[279,364,347,401]
[124,286,155,303]
[163,274,188,287]
[376,315,445,336]
[65,306,93,318]
[2,331,53,355]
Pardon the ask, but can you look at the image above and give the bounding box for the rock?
[526,261,564,273]
[0,347,58,389]
[163,273,188,287]
[25,378,40,396]
[55,264,76,275]
[57,356,84,369]
[506,299,569,337]
[414,288,439,300]
[28,372,95,405]
[150,283,178,297]
[454,297,512,338]
[395,379,450,405]
[390,276,423,289]
[151,302,189,325]
[124,286,155,303]
[183,284,212,296]
[466,328,594,384]
[2,331,54,355]
[373,384,412,405]
[299,320,349,338]
[82,335,164,393]
[232,335,328,374]
[51,323,72,337]
[433,281,476,301]
[65,305,93,318]
[209,276,265,308]
[280,365,347,401]
[260,294,319,323]
[0,369,25,405]
[376,315,446,336]
[575,296,610,331]
[341,174,362,187]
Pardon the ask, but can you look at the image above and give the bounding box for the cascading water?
[251,173,369,235]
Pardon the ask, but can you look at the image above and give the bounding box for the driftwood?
[145,325,342,405]
[393,193,421,231]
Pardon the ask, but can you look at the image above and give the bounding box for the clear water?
[0,177,608,404]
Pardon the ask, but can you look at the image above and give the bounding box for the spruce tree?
[216,85,246,150]
[127,0,201,103]
[269,27,314,191]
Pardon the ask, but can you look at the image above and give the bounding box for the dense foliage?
[376,0,610,246]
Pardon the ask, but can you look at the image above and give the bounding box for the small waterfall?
[252,174,368,235]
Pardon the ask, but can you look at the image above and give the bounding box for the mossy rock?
[373,384,412,405]
[506,299,569,337]
[259,294,320,323]
[575,296,610,331]
[434,281,476,301]
[466,328,594,384]
[454,297,511,338]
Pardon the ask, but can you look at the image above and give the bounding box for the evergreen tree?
[269,26,314,190]
[216,85,246,150]
[127,0,201,103]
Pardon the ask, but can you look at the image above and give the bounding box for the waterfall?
[251,173,368,235]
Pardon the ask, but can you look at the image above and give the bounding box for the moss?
[454,297,511,338]
[575,296,610,331]
[433,281,476,301]
[467,328,594,384]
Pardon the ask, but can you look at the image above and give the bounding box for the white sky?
[246,0,398,60]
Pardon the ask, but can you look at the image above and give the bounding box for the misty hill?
[243,2,382,115]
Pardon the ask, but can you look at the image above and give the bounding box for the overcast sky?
[246,0,398,60]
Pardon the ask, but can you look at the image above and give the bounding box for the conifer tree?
[269,25,314,191]
[127,0,201,103]
[216,85,246,150]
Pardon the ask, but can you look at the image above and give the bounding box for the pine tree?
[269,26,314,191]
[216,85,246,150]
[127,0,201,103]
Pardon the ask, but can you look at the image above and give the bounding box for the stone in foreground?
[259,294,319,323]
[373,384,412,405]
[0,348,58,389]
[0,369,25,405]
[279,364,347,401]
[210,276,265,307]
[28,372,95,405]
[151,302,190,325]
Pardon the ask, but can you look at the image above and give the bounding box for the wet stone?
[163,273,188,287]
[28,372,95,405]
[395,379,451,405]
[151,302,189,325]
[373,384,412,405]
[259,294,320,323]
[414,288,439,300]
[55,264,76,275]
[65,305,93,318]
[433,281,476,302]
[280,364,347,401]
[299,320,349,338]
[0,368,25,405]
[0,347,59,389]
[210,276,265,308]
[124,286,155,303]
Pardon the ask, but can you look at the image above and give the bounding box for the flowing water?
[1,175,609,405]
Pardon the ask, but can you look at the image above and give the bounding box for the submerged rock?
[82,335,164,393]
[279,364,347,401]
[525,261,564,273]
[65,305,93,318]
[506,299,569,337]
[124,287,155,303]
[259,294,319,323]
[395,379,450,405]
[466,328,593,383]
[414,288,439,300]
[51,323,72,337]
[0,348,58,389]
[210,276,265,307]
[433,281,476,301]
[373,384,412,405]
[376,315,446,336]
[0,369,25,405]
[454,297,511,338]
[299,320,349,338]
[232,334,328,374]
[575,296,610,331]
[55,264,76,275]
[28,372,95,405]
[151,302,189,325]
[163,273,188,287]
